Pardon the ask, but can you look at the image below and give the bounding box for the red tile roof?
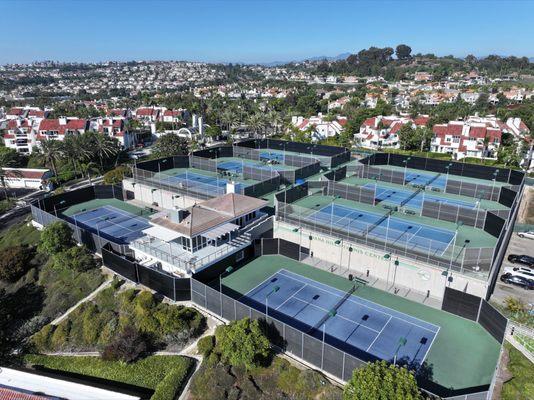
[0,387,51,400]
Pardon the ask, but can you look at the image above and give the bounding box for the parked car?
[504,266,534,280]
[517,231,534,240]
[500,273,534,290]
[507,254,534,267]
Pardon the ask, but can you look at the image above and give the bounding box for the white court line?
[275,283,308,311]
[239,271,281,301]
[278,269,439,334]
[75,210,136,234]
[288,295,381,335]
[420,325,441,365]
[366,315,393,352]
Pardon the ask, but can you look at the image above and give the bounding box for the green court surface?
[222,255,501,392]
[376,164,509,187]
[341,175,509,211]
[291,194,497,249]
[62,198,154,219]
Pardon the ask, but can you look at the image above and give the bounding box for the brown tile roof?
[151,193,267,237]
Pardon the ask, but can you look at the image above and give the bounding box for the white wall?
[274,221,488,300]
[123,179,200,209]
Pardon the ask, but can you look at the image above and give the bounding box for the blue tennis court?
[260,151,284,162]
[159,171,248,194]
[240,269,439,365]
[363,183,475,210]
[309,203,455,255]
[405,172,447,189]
[218,160,286,174]
[68,205,151,244]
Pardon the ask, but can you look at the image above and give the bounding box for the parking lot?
[492,232,534,306]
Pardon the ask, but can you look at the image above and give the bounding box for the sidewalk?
[300,254,443,309]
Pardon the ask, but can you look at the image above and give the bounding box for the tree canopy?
[38,221,74,255]
[343,361,422,400]
[151,134,189,159]
[214,318,271,370]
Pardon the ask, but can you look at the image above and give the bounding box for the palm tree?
[267,111,283,135]
[37,140,62,177]
[246,113,265,138]
[79,161,100,185]
[62,134,92,177]
[89,132,120,169]
[220,109,237,132]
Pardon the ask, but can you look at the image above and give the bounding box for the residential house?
[291,114,347,141]
[355,115,429,149]
[431,117,503,159]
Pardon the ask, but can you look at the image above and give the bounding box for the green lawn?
[24,355,193,400]
[0,217,41,250]
[501,342,534,400]
[222,255,501,393]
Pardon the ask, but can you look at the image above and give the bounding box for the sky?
[1,0,533,65]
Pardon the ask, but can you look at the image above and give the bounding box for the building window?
[452,136,460,143]
[235,251,244,262]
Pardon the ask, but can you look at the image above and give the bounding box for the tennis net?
[309,284,357,333]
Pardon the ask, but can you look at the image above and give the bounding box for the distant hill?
[260,52,351,67]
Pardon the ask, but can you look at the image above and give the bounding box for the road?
[0,176,103,230]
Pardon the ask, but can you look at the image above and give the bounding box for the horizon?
[1,0,533,65]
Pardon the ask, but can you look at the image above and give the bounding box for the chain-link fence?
[276,201,494,276]
[190,277,366,382]
[421,200,487,229]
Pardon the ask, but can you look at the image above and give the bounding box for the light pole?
[403,157,412,185]
[447,221,463,281]
[384,253,391,285]
[293,227,302,260]
[445,163,452,189]
[491,170,499,200]
[219,266,234,317]
[321,310,337,369]
[335,239,343,270]
[392,258,400,290]
[347,246,353,273]
[265,286,280,324]
[53,200,66,218]
[393,337,407,366]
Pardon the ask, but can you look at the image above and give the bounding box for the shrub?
[505,297,526,314]
[343,360,422,400]
[31,324,55,351]
[52,245,97,272]
[50,321,70,351]
[102,326,147,363]
[38,222,74,255]
[215,318,271,370]
[151,359,194,400]
[0,245,34,282]
[103,165,130,185]
[197,335,215,357]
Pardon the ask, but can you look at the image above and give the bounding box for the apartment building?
[291,114,347,141]
[355,115,429,149]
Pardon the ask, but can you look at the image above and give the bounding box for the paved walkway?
[50,278,113,326]
[300,255,442,309]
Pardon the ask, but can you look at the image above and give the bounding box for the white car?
[517,231,534,240]
[504,266,534,280]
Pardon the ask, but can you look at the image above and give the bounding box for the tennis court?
[363,183,475,210]
[68,205,151,244]
[404,171,447,189]
[222,255,501,392]
[309,203,455,255]
[218,159,288,174]
[240,269,439,365]
[158,170,248,194]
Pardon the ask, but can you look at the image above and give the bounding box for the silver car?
[517,231,534,240]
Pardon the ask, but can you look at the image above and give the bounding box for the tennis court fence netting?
[276,201,494,277]
[189,277,489,399]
